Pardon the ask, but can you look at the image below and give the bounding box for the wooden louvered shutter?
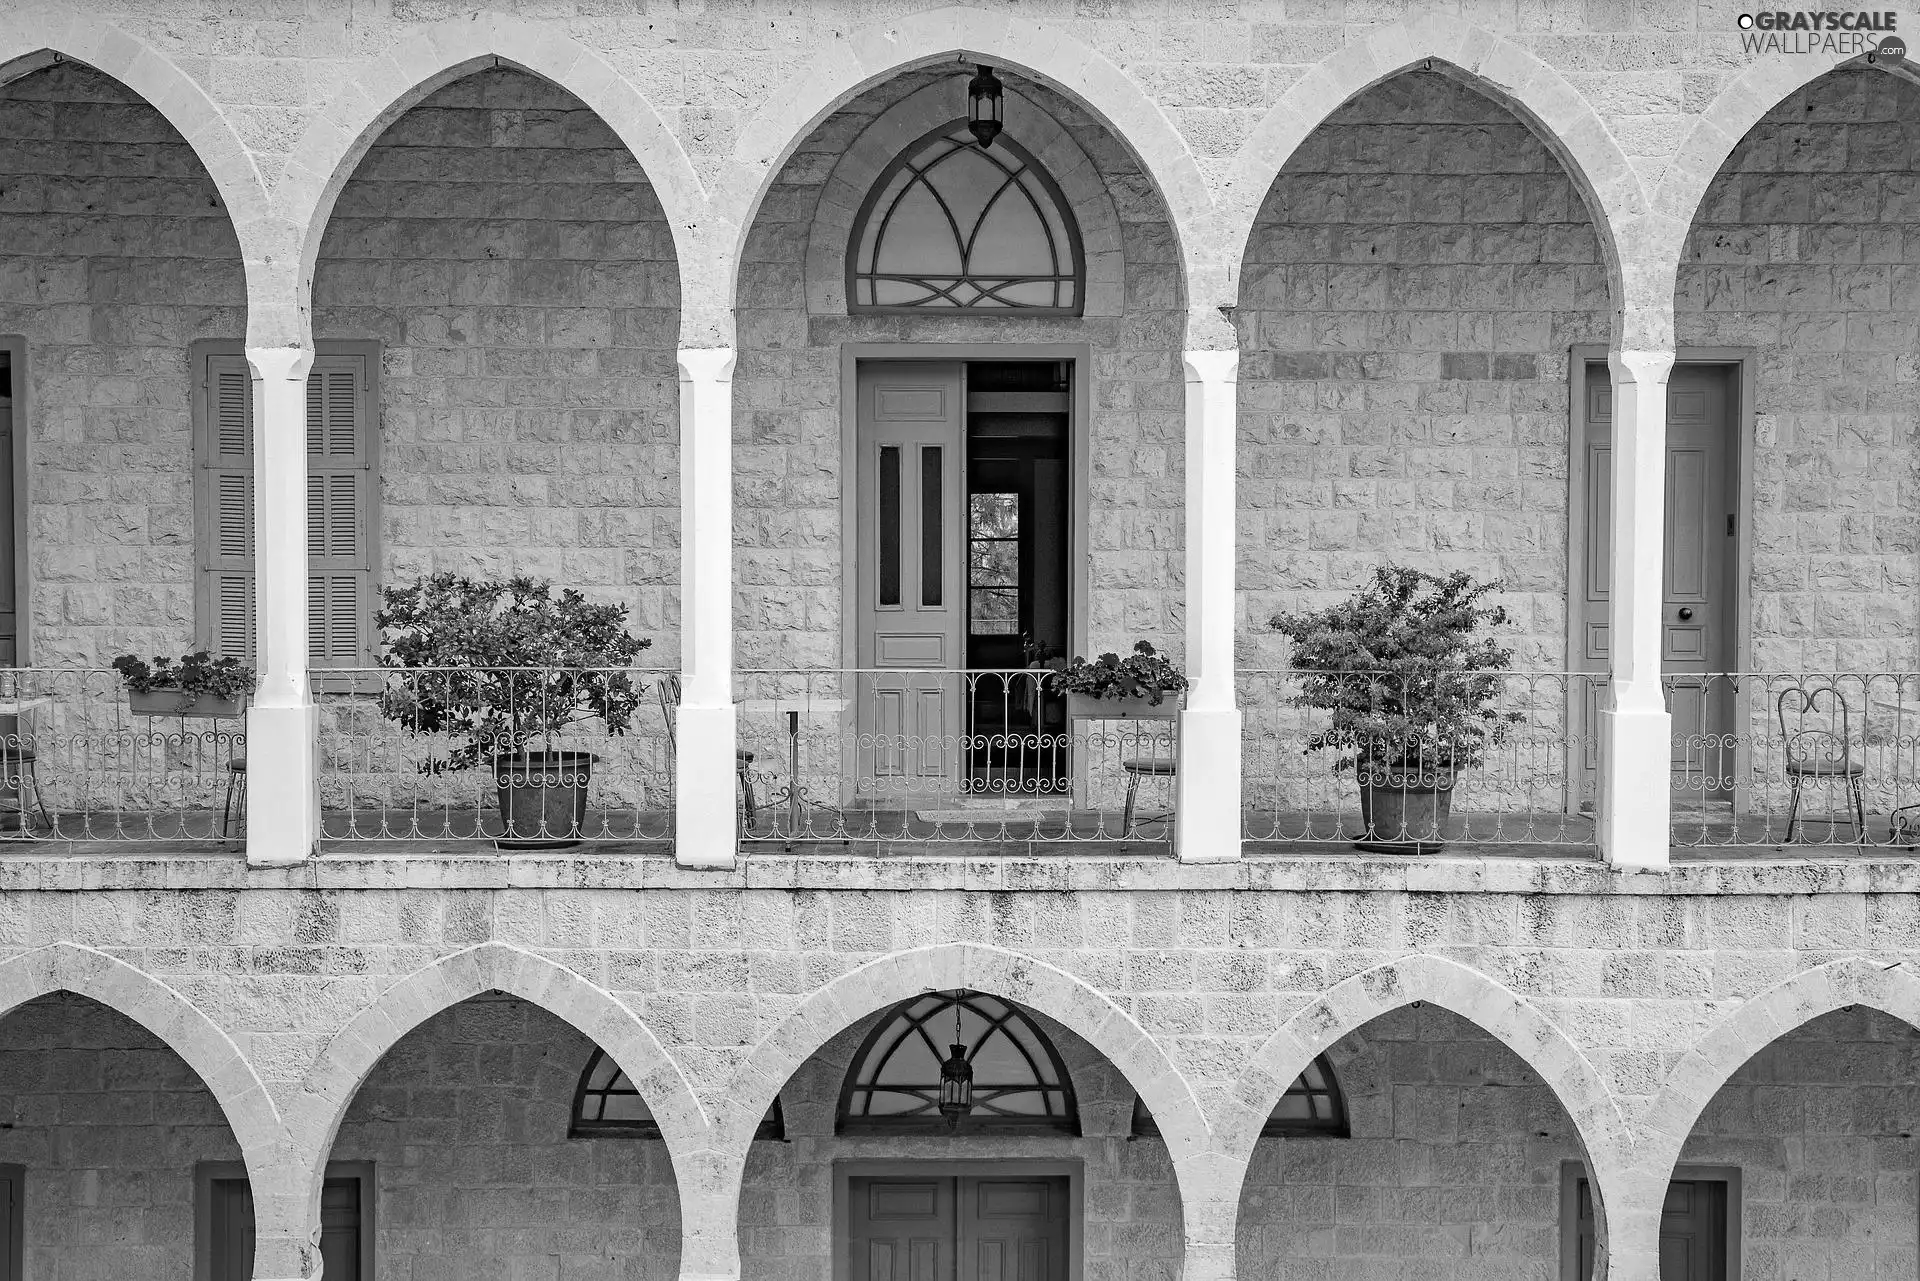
[196,354,256,662]
[306,354,373,669]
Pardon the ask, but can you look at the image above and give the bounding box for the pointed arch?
[1643,956,1920,1178]
[274,15,705,330]
[716,6,1214,320]
[1223,15,1646,330]
[722,943,1206,1155]
[0,943,284,1161]
[0,21,269,260]
[1236,956,1629,1174]
[292,942,705,1169]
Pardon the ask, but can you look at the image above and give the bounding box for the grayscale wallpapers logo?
[1737,10,1906,61]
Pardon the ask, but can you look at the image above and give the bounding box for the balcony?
[0,667,1915,861]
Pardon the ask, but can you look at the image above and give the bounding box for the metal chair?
[657,675,758,831]
[1778,685,1868,843]
[1120,755,1177,834]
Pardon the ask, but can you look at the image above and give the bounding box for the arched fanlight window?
[837,990,1079,1135]
[848,120,1084,315]
[1132,1054,1348,1139]
[572,1049,785,1140]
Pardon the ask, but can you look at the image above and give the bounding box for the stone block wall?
[0,62,246,668]
[1678,67,1920,676]
[0,992,241,1280]
[732,67,1187,671]
[330,992,684,1281]
[737,1005,1183,1281]
[1236,70,1610,674]
[314,66,683,668]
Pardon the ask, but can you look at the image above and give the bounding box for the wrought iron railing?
[316,667,675,842]
[0,668,246,842]
[1666,672,1920,849]
[734,669,1180,845]
[1239,670,1599,847]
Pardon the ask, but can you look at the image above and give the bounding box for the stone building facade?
[1,2,1919,1281]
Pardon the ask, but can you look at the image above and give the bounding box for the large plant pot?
[128,688,249,718]
[494,750,596,849]
[1356,770,1455,854]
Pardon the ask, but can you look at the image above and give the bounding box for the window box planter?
[128,689,249,719]
[1065,691,1183,720]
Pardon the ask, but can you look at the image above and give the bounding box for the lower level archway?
[1236,1003,1596,1278]
[739,993,1183,1279]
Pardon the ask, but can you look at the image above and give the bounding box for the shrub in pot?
[1269,566,1522,853]
[111,651,254,717]
[375,574,650,848]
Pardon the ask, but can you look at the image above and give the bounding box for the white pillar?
[1598,348,1674,869]
[676,348,739,870]
[1175,350,1242,864]
[244,346,317,867]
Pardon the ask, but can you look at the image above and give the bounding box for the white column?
[676,348,739,870]
[1175,350,1242,864]
[244,346,317,867]
[1598,348,1674,869]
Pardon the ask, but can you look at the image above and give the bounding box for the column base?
[675,702,740,870]
[1598,704,1671,870]
[1174,706,1242,863]
[244,702,317,867]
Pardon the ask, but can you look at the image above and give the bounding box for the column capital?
[677,346,738,384]
[1607,348,1675,384]
[244,345,314,382]
[1182,348,1240,384]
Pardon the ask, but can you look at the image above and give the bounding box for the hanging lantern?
[966,64,1004,148]
[937,997,973,1127]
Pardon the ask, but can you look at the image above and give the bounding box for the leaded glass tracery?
[837,990,1079,1134]
[572,1049,785,1139]
[1131,1054,1348,1138]
[848,121,1084,314]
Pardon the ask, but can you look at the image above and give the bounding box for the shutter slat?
[212,471,253,564]
[210,358,252,460]
[329,474,359,559]
[214,575,255,662]
[327,371,357,458]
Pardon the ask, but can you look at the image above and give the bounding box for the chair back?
[658,674,682,759]
[1776,684,1855,769]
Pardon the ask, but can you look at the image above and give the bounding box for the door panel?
[857,363,966,800]
[1575,363,1737,806]
[1574,1176,1727,1281]
[849,1176,1069,1281]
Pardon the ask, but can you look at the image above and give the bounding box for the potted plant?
[111,652,254,718]
[1048,640,1188,719]
[1269,566,1523,853]
[375,574,650,849]
[1018,633,1066,726]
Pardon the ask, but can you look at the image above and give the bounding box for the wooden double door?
[848,1175,1070,1281]
[1571,1176,1729,1280]
[1576,361,1740,806]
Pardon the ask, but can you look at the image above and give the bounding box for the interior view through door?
[847,1174,1070,1281]
[1576,361,1738,810]
[856,360,1072,804]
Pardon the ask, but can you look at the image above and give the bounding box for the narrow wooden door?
[962,1178,1067,1281]
[849,1176,1070,1281]
[0,1165,19,1281]
[1576,363,1737,805]
[1573,1176,1728,1280]
[0,354,17,665]
[208,1174,367,1281]
[849,1177,955,1281]
[856,363,967,800]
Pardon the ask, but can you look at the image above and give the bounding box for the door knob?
[1677,607,1694,621]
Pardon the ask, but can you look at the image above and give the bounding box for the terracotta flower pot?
[1355,768,1455,854]
[493,750,596,849]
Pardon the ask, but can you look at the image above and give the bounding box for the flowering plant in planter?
[110,651,255,715]
[375,574,650,774]
[1047,640,1187,705]
[1268,565,1522,779]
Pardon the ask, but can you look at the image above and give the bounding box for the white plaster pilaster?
[1597,348,1676,870]
[1176,349,1242,864]
[676,348,740,870]
[244,346,318,868]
